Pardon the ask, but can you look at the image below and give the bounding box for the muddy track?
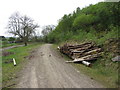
[16,44,104,88]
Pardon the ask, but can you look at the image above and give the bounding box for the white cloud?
[0,0,104,36]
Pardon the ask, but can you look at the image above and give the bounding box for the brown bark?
[24,42,27,46]
[60,42,102,61]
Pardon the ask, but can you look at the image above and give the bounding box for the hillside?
[43,2,119,88]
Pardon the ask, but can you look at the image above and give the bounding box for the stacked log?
[60,42,102,66]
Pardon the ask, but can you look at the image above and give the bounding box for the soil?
[2,51,14,56]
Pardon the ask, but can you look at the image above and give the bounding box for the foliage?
[41,25,55,42]
[41,25,55,36]
[73,14,98,31]
[8,37,16,42]
[45,2,119,43]
[0,36,7,41]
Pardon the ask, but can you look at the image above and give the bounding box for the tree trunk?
[25,42,27,46]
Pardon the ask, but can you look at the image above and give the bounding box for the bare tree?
[7,12,39,46]
[41,25,55,43]
[41,25,55,36]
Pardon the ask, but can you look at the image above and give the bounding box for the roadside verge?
[2,43,43,88]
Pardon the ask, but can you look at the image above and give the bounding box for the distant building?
[0,36,6,41]
[0,36,5,38]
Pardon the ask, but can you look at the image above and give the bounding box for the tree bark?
[25,42,27,46]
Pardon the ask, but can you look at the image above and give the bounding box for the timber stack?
[60,42,102,66]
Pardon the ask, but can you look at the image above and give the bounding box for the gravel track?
[16,44,103,88]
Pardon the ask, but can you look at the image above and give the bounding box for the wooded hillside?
[44,2,119,44]
[42,2,119,88]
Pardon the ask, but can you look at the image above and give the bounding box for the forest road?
[16,44,104,88]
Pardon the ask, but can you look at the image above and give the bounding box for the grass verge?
[2,42,43,88]
[2,43,17,48]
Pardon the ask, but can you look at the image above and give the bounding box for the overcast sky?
[0,0,105,37]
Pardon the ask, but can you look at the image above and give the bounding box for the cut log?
[13,58,16,66]
[60,42,102,64]
[71,48,99,58]
[66,60,75,63]
[82,61,91,67]
[67,42,93,49]
[79,48,101,57]
[77,54,99,60]
[57,46,60,50]
[66,54,98,63]
[66,60,91,67]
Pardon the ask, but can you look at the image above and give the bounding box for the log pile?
[60,42,102,66]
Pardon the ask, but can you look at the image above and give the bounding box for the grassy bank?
[2,43,42,88]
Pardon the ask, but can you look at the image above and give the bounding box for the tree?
[73,14,98,31]
[41,25,55,36]
[76,7,81,14]
[0,36,7,41]
[7,12,39,46]
[41,25,55,42]
[8,37,16,42]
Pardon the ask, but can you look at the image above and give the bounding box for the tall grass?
[65,26,119,46]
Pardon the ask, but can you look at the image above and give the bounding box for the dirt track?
[16,44,104,88]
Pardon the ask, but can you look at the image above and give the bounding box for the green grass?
[2,43,17,48]
[0,55,2,88]
[1,41,17,48]
[1,41,24,48]
[71,28,119,46]
[73,61,118,88]
[2,42,43,88]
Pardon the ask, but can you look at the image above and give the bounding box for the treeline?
[43,2,119,44]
